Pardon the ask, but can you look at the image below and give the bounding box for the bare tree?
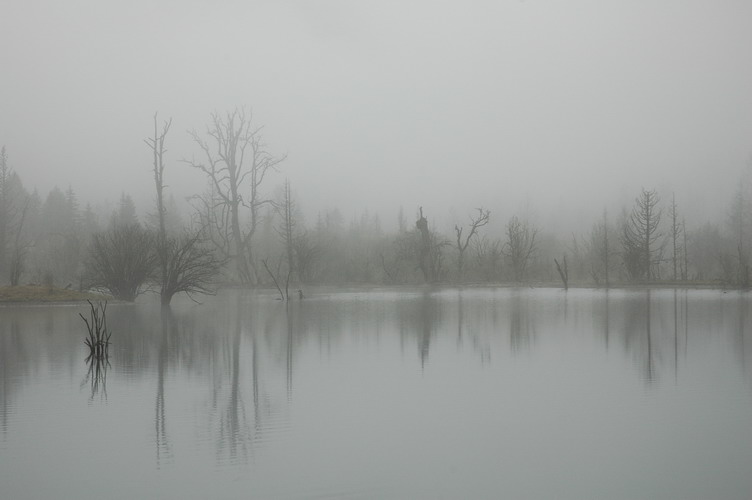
[473,235,503,282]
[186,108,284,284]
[668,193,684,281]
[586,210,614,286]
[8,197,31,286]
[86,224,156,301]
[158,232,223,305]
[554,255,569,290]
[276,179,296,281]
[293,231,318,284]
[146,114,172,241]
[145,113,173,294]
[146,113,223,305]
[727,181,750,287]
[262,256,290,301]
[622,188,662,281]
[503,215,538,282]
[682,217,688,280]
[454,208,490,282]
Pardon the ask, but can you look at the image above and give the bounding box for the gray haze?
[2,0,751,231]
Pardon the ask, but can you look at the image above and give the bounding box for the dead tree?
[669,193,684,281]
[262,256,290,301]
[622,188,662,281]
[416,207,431,281]
[145,113,173,297]
[728,181,750,287]
[454,208,490,282]
[186,108,284,284]
[159,232,223,305]
[682,218,688,280]
[503,215,538,282]
[554,255,569,290]
[276,179,296,282]
[586,210,614,287]
[9,196,30,286]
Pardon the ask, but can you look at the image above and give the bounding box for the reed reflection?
[81,352,109,401]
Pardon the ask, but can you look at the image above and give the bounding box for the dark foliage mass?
[87,223,156,301]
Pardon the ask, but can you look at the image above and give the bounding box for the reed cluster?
[79,300,111,358]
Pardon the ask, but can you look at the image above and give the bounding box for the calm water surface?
[1,287,751,499]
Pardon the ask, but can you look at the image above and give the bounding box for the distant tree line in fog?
[1,109,752,303]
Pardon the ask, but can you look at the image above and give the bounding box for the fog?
[2,0,752,233]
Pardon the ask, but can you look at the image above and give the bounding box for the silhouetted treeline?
[2,124,752,295]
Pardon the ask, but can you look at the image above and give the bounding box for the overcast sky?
[2,0,751,233]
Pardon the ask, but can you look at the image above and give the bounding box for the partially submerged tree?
[159,232,223,305]
[145,113,173,297]
[554,255,569,290]
[454,208,490,282]
[146,113,222,305]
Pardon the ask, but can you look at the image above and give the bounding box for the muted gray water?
[1,287,751,499]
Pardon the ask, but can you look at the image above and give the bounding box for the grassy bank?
[0,285,111,303]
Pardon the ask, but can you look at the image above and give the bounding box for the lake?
[1,287,751,499]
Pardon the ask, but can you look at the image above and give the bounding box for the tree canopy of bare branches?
[86,224,156,301]
[186,108,285,284]
[454,208,490,281]
[622,188,662,281]
[503,215,538,282]
[159,232,224,305]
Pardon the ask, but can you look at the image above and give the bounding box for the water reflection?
[2,289,752,499]
[81,353,109,401]
[155,308,175,467]
[509,291,534,352]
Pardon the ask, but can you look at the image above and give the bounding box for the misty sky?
[2,0,751,233]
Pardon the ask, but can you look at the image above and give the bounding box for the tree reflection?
[509,291,533,352]
[733,292,751,383]
[155,307,177,467]
[81,352,109,401]
[216,294,251,464]
[418,291,437,368]
[602,290,610,349]
[673,290,679,381]
[646,290,654,382]
[619,290,656,383]
[0,317,24,439]
[286,304,294,400]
